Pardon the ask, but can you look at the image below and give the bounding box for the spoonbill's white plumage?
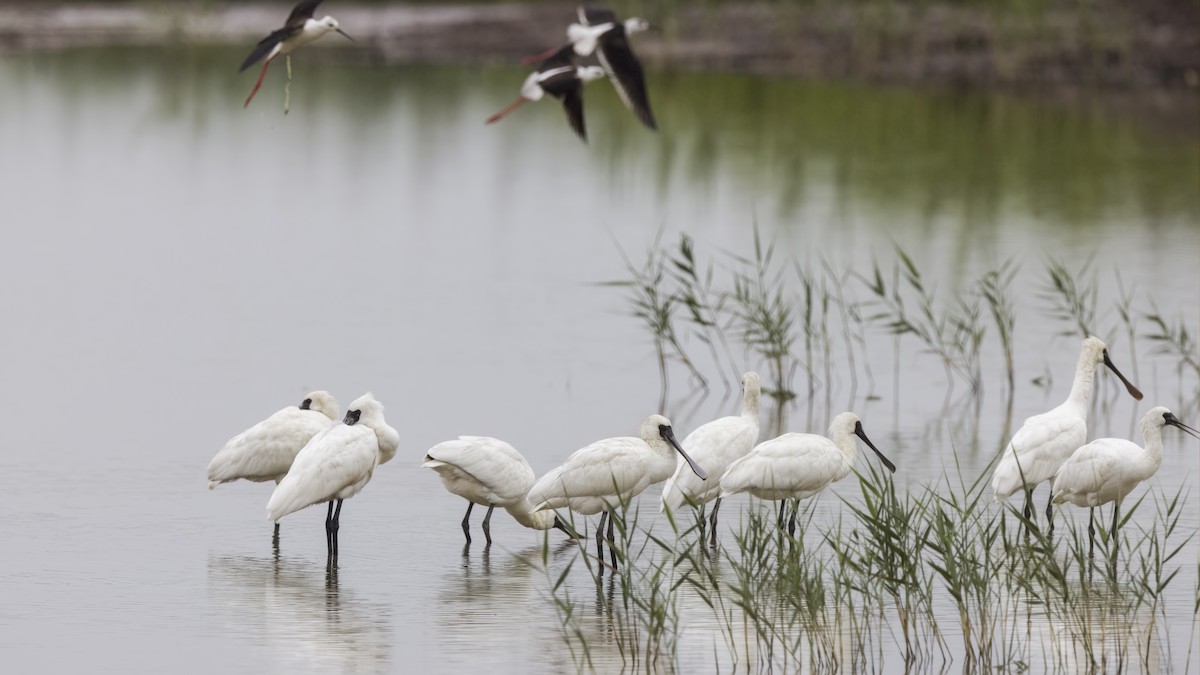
[487,44,606,142]
[266,392,399,563]
[423,436,575,544]
[524,4,657,130]
[207,391,339,538]
[719,412,896,536]
[527,414,707,571]
[1051,406,1198,555]
[661,371,760,545]
[991,336,1142,531]
[240,0,353,110]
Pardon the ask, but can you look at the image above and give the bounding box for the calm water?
[1,46,1197,673]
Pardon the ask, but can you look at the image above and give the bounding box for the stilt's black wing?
[287,0,325,25]
[238,0,324,72]
[560,85,588,142]
[536,44,578,74]
[597,27,656,130]
[578,4,618,26]
[541,68,588,142]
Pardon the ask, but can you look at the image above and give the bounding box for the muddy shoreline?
[1,2,1197,102]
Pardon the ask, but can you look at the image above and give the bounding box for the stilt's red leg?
[486,98,529,124]
[244,57,275,108]
[521,45,565,66]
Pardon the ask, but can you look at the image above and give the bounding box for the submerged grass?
[543,464,1195,674]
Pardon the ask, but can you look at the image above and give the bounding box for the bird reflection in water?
[206,554,391,672]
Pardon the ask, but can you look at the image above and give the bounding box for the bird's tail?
[486,98,529,124]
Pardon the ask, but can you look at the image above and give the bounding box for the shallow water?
[0,46,1197,673]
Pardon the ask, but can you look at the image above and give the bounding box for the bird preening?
[239,0,353,113]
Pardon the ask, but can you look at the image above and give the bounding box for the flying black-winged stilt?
[524,4,657,131]
[240,0,353,113]
[486,44,606,142]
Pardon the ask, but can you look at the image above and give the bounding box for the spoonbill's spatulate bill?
[239,0,353,111]
[524,4,657,130]
[487,44,605,142]
[266,393,399,564]
[991,336,1143,532]
[719,412,896,536]
[206,391,339,539]
[1051,407,1198,556]
[423,436,576,544]
[661,372,760,546]
[527,414,707,571]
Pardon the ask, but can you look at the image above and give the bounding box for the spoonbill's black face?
[300,398,312,410]
[1164,412,1200,439]
[344,409,361,425]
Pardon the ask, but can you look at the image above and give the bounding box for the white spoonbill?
[527,414,707,571]
[991,336,1142,532]
[661,371,760,546]
[266,392,399,563]
[719,412,896,536]
[1051,406,1198,556]
[240,0,353,111]
[207,391,339,539]
[422,436,577,544]
[524,4,657,130]
[487,44,606,142]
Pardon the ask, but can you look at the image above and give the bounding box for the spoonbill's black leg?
[596,512,608,575]
[708,498,722,548]
[606,510,618,571]
[325,500,336,557]
[482,505,495,545]
[330,499,343,562]
[461,502,475,543]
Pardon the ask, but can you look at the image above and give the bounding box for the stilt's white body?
[992,337,1112,502]
[661,372,760,512]
[268,16,343,63]
[266,393,399,523]
[1051,407,1177,509]
[528,415,685,516]
[423,436,556,529]
[207,391,339,489]
[719,412,868,502]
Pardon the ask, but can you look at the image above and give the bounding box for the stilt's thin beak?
[336,28,354,41]
[854,421,896,473]
[1102,350,1143,400]
[660,425,707,480]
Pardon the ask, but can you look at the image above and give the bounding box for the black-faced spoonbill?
[991,336,1142,533]
[1051,406,1198,557]
[207,391,339,540]
[524,4,657,130]
[487,44,606,142]
[661,372,761,547]
[718,412,896,536]
[526,414,707,572]
[239,0,353,112]
[423,436,578,545]
[266,393,398,564]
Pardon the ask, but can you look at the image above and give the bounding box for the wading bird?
[487,44,605,142]
[1051,406,1198,557]
[423,436,578,544]
[661,372,760,547]
[240,0,353,112]
[719,412,896,536]
[527,414,707,572]
[207,391,340,540]
[266,393,398,563]
[991,336,1142,533]
[524,4,657,130]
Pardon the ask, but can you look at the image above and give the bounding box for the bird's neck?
[830,427,858,463]
[1064,350,1097,416]
[506,501,556,530]
[1137,422,1166,476]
